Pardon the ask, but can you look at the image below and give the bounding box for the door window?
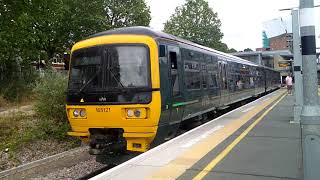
[169,51,180,96]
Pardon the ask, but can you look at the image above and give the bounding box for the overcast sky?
[145,0,320,51]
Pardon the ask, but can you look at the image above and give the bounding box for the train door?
[218,60,229,106]
[167,46,184,135]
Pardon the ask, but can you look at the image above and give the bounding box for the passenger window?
[184,61,201,90]
[208,74,217,89]
[159,45,166,57]
[185,72,201,89]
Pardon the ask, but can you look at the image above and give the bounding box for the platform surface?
[92,90,302,180]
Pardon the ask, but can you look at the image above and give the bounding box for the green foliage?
[37,117,70,140]
[31,71,81,140]
[104,0,151,28]
[0,116,21,145]
[0,0,151,63]
[228,48,237,53]
[0,0,151,101]
[0,114,80,169]
[243,48,253,52]
[0,114,40,157]
[34,72,67,121]
[33,72,69,139]
[0,66,38,101]
[164,0,225,51]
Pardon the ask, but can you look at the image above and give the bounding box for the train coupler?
[88,128,126,155]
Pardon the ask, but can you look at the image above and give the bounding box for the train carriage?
[66,26,280,163]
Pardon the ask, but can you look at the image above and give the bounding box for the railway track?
[0,146,97,180]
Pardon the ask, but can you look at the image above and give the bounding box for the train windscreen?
[67,45,151,104]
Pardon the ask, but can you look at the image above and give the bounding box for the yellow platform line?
[147,90,286,180]
[193,92,287,180]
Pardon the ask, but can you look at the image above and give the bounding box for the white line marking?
[241,106,255,113]
[90,90,282,180]
[263,97,270,102]
[180,125,224,148]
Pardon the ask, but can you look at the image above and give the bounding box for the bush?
[33,71,69,139]
[0,95,9,108]
[0,66,38,102]
[37,118,70,140]
[34,71,67,121]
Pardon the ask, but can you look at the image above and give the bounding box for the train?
[66,26,280,163]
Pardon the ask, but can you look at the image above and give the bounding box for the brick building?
[269,33,292,51]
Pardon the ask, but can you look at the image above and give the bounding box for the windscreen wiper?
[77,69,101,94]
[108,67,125,88]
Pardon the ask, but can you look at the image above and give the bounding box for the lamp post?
[279,8,303,123]
[292,9,303,123]
[299,0,320,179]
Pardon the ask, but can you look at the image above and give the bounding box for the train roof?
[87,26,270,68]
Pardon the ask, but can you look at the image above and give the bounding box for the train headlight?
[80,109,86,117]
[127,109,134,117]
[126,108,147,119]
[134,110,141,117]
[73,109,80,117]
[70,108,86,118]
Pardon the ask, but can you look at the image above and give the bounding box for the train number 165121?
[96,108,111,112]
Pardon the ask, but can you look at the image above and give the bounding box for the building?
[269,33,293,51]
[230,50,292,83]
[230,49,320,84]
[230,33,293,83]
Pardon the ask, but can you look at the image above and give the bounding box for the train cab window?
[159,45,166,57]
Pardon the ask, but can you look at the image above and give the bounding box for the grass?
[0,71,81,170]
[0,93,36,111]
[0,113,81,169]
[0,114,36,164]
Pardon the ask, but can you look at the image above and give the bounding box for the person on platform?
[285,73,293,95]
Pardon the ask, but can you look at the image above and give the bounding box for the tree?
[0,0,151,64]
[164,0,224,51]
[243,48,253,52]
[104,0,151,28]
[228,48,237,53]
[0,0,151,100]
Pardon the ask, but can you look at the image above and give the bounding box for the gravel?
[17,139,78,164]
[32,157,107,180]
[1,139,80,171]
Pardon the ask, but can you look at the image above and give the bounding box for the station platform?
[92,89,302,180]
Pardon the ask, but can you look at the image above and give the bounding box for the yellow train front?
[66,27,163,161]
[66,27,280,163]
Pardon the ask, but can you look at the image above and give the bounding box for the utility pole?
[292,9,303,123]
[299,0,320,179]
